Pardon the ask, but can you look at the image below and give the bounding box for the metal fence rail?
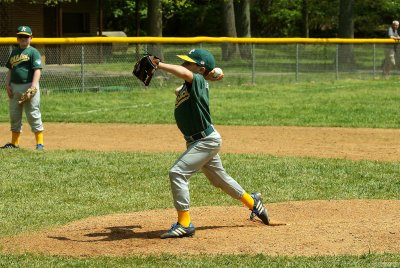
[0,37,397,95]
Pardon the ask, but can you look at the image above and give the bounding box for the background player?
[2,26,44,150]
[156,48,270,239]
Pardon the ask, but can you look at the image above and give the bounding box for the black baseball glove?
[132,54,161,86]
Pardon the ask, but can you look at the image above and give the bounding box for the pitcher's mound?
[1,200,399,257]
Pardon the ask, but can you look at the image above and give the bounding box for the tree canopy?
[2,0,400,37]
[100,0,400,37]
[0,0,77,4]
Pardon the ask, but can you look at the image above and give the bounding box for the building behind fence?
[0,37,397,94]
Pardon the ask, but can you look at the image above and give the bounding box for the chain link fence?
[0,41,396,96]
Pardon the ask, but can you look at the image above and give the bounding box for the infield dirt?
[2,123,399,161]
[0,123,399,256]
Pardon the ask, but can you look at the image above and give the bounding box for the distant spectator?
[383,20,400,76]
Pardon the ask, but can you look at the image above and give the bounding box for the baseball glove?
[132,54,161,86]
[18,86,37,104]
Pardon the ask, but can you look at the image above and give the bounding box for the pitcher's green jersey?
[6,45,42,84]
[174,73,212,136]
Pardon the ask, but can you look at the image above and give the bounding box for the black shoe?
[1,143,19,149]
[250,192,270,225]
[160,222,195,239]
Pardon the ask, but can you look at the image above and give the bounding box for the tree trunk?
[135,0,141,58]
[235,0,251,59]
[301,0,309,38]
[147,0,163,60]
[338,0,355,67]
[221,0,239,60]
[147,0,162,37]
[338,0,354,38]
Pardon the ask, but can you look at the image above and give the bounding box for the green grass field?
[0,79,398,128]
[0,79,399,267]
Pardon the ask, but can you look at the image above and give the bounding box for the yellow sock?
[35,131,44,145]
[177,210,191,227]
[11,131,21,146]
[240,192,255,210]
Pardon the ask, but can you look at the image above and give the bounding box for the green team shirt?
[6,45,42,84]
[174,73,212,136]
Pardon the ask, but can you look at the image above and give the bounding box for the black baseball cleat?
[250,192,270,225]
[160,222,195,239]
[1,143,19,149]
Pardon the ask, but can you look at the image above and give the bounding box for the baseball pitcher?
[134,48,270,239]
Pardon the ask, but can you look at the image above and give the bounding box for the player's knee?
[169,167,192,184]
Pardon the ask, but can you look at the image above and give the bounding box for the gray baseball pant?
[169,130,245,211]
[9,82,43,133]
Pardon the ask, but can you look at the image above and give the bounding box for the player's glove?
[132,54,161,86]
[18,86,37,104]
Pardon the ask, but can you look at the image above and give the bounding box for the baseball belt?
[184,125,215,142]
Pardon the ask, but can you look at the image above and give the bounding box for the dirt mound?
[2,200,399,257]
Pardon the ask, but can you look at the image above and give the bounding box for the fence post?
[373,44,376,78]
[252,43,255,85]
[336,45,339,80]
[81,45,85,92]
[296,43,299,82]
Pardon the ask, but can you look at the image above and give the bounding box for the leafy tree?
[251,0,303,37]
[0,0,77,4]
[103,0,144,36]
[162,0,220,37]
[6,0,400,38]
[306,0,339,37]
[354,0,400,38]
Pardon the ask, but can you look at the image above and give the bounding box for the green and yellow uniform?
[7,46,42,83]
[2,25,44,150]
[175,73,212,137]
